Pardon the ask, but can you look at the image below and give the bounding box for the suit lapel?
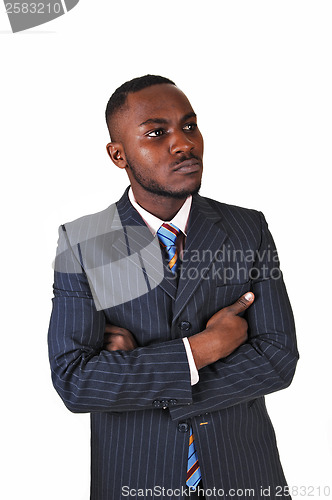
[172,194,228,322]
[116,189,178,301]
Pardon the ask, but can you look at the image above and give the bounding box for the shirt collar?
[128,187,192,236]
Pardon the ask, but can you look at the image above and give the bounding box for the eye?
[183,123,198,132]
[147,129,165,137]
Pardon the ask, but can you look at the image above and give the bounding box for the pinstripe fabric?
[48,187,298,499]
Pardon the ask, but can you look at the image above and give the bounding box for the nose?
[169,130,195,155]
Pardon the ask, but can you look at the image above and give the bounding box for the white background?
[1,1,331,499]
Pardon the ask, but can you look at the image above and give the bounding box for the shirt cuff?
[182,337,199,386]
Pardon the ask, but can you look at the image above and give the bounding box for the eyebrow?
[139,112,197,127]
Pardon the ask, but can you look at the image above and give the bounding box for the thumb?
[226,292,255,315]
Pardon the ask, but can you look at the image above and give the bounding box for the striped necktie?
[156,223,181,274]
[157,222,202,490]
[186,427,201,489]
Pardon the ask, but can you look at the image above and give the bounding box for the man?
[48,75,298,499]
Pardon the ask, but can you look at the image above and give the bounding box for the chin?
[157,182,201,199]
[130,166,202,199]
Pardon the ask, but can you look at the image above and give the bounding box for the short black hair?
[105,74,176,139]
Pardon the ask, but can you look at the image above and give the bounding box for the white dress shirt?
[128,187,199,385]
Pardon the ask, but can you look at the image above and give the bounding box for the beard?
[125,153,202,199]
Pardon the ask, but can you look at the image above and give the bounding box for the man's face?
[111,84,204,199]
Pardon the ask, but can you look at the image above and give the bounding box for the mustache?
[169,153,202,169]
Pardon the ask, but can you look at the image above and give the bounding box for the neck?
[131,188,187,221]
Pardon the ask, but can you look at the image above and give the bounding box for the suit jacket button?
[152,400,161,408]
[178,422,189,433]
[160,400,169,409]
[178,321,191,331]
[169,399,177,406]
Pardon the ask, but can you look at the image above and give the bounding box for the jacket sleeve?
[169,212,299,421]
[48,225,193,413]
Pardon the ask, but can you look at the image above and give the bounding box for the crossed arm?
[48,215,298,416]
[104,292,255,370]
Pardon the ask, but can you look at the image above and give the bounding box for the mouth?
[173,158,202,173]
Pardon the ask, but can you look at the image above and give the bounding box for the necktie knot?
[157,223,181,274]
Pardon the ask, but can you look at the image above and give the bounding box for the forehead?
[124,84,195,124]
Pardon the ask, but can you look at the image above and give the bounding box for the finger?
[104,324,125,335]
[104,333,122,342]
[104,335,123,351]
[104,343,120,352]
[104,324,117,334]
[226,292,255,315]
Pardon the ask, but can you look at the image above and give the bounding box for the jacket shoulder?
[197,194,262,220]
[195,195,265,245]
[61,203,121,246]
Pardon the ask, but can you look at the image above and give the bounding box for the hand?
[103,324,137,352]
[188,292,255,370]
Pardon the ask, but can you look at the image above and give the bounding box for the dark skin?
[104,84,255,369]
[106,84,204,220]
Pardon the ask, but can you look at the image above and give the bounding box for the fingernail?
[244,292,253,301]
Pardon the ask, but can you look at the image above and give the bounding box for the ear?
[106,142,127,169]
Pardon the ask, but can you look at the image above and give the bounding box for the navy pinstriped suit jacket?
[48,188,298,499]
